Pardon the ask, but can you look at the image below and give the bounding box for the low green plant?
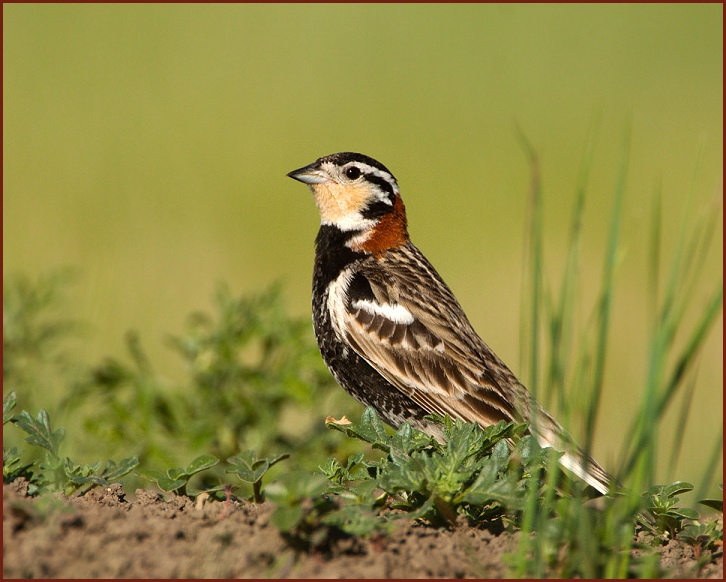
[265,469,338,548]
[261,408,572,550]
[3,390,138,496]
[318,479,393,538]
[326,408,536,526]
[678,519,723,560]
[226,450,289,503]
[639,485,723,560]
[138,455,219,498]
[265,468,393,549]
[3,391,40,492]
[644,482,700,539]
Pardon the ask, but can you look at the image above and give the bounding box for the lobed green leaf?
[13,410,65,457]
[3,390,17,424]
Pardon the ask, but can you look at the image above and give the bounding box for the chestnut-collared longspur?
[288,151,615,495]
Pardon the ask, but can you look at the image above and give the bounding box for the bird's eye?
[345,166,362,180]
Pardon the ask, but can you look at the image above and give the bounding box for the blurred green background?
[3,5,722,490]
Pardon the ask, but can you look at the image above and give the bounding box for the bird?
[287,151,615,496]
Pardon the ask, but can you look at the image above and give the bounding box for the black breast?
[312,227,434,431]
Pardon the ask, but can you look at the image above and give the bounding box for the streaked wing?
[342,243,523,428]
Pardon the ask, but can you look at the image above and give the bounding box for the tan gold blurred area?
[3,5,722,491]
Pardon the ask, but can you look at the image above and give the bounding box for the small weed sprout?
[138,455,219,498]
[226,450,289,503]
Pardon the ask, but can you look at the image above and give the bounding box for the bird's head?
[287,152,409,254]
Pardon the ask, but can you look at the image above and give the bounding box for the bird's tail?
[527,402,618,496]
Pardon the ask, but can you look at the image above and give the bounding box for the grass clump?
[508,125,722,577]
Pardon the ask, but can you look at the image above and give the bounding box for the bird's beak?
[287,162,329,184]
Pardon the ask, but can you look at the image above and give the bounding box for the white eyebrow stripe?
[353,163,400,201]
[351,299,415,325]
[355,163,394,181]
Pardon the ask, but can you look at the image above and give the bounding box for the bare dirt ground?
[3,479,722,579]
